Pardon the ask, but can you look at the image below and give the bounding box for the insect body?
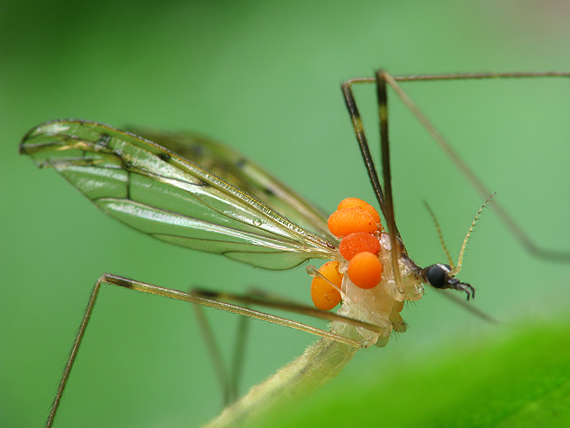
[20,70,569,427]
[20,118,471,349]
[19,119,471,427]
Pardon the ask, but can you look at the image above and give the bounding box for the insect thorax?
[334,233,424,348]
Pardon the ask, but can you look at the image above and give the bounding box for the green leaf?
[271,318,570,428]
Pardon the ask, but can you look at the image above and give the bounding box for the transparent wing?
[20,119,338,270]
[128,127,337,242]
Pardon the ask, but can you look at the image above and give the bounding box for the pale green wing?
[20,119,339,269]
[127,127,337,242]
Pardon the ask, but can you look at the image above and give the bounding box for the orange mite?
[311,261,344,310]
[336,197,382,228]
[347,251,383,289]
[339,232,381,260]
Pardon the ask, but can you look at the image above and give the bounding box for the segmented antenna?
[454,193,496,274]
[424,193,495,275]
[423,200,455,269]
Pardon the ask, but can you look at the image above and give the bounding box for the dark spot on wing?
[193,178,208,187]
[157,152,171,162]
[126,170,132,199]
[235,158,247,169]
[263,187,275,196]
[96,133,111,148]
[82,155,96,166]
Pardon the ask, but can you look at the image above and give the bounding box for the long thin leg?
[193,295,250,406]
[193,302,233,406]
[341,81,388,222]
[340,71,407,295]
[229,314,249,404]
[45,275,104,428]
[343,70,570,262]
[376,70,405,294]
[46,273,381,428]
[191,287,386,334]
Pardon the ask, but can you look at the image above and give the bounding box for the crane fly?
[19,70,570,427]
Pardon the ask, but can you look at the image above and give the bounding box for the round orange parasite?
[339,232,381,261]
[327,207,378,237]
[347,251,383,289]
[311,261,344,310]
[327,198,382,237]
[336,197,382,230]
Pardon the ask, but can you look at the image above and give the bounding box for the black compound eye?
[424,264,451,288]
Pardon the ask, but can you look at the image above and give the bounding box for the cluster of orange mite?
[311,198,385,311]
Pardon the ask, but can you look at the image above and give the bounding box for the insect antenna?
[423,200,455,269]
[423,195,494,277]
[454,193,495,275]
[423,197,498,321]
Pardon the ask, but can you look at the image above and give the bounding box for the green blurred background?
[2,1,570,427]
